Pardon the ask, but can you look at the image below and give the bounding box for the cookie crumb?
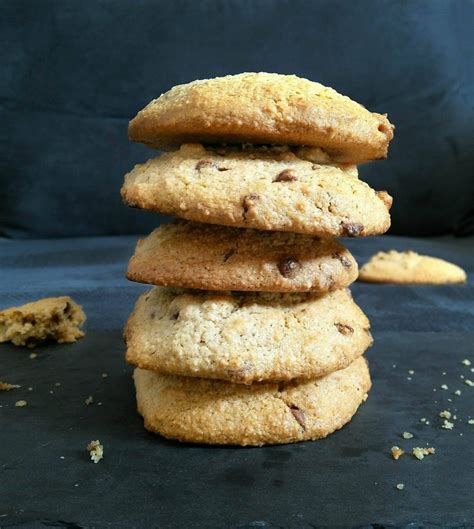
[396,483,405,490]
[408,370,415,375]
[439,410,452,419]
[464,379,474,387]
[0,381,21,391]
[402,431,414,439]
[101,373,108,378]
[85,395,94,406]
[413,447,435,460]
[55,382,61,387]
[29,353,37,359]
[441,384,448,390]
[391,446,404,460]
[468,419,474,425]
[454,390,462,396]
[441,419,454,430]
[15,400,28,407]
[462,359,471,366]
[86,440,103,464]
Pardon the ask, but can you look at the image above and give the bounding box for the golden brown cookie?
[125,287,372,384]
[127,220,358,292]
[0,296,85,347]
[133,356,371,446]
[121,144,392,237]
[128,73,394,164]
[358,250,467,284]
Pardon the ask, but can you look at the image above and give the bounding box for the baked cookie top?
[128,73,394,164]
[125,287,372,384]
[358,250,467,284]
[133,356,371,446]
[127,220,358,292]
[121,144,392,237]
[0,296,85,347]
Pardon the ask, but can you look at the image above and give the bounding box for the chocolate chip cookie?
[127,220,358,292]
[128,72,394,164]
[133,356,371,446]
[121,144,392,237]
[125,287,373,384]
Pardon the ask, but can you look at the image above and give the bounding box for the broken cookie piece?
[0,296,86,348]
[87,440,104,463]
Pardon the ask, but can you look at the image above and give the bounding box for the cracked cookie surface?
[121,144,392,237]
[358,250,467,284]
[125,287,372,384]
[128,72,394,164]
[133,356,371,446]
[0,296,85,347]
[127,220,358,292]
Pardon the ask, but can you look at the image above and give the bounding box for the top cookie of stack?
[123,73,393,246]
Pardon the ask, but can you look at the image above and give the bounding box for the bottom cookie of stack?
[134,357,371,446]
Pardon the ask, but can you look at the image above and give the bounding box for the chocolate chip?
[195,159,217,170]
[23,314,36,325]
[217,167,230,172]
[223,248,235,262]
[51,313,61,324]
[335,323,354,335]
[199,339,206,344]
[327,276,336,290]
[150,312,155,320]
[289,405,306,430]
[242,193,259,220]
[170,311,180,321]
[278,256,301,278]
[341,222,364,237]
[274,169,297,182]
[332,252,352,268]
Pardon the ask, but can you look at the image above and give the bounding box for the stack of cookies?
[121,73,394,446]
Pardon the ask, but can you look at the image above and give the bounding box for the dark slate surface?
[1,234,474,528]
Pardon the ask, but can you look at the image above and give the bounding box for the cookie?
[125,287,372,384]
[134,356,371,446]
[127,220,358,292]
[128,72,394,164]
[121,144,392,237]
[358,250,467,284]
[0,296,85,347]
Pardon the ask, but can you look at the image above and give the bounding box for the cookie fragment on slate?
[133,356,371,446]
[121,143,392,237]
[0,297,86,347]
[128,72,394,164]
[358,250,467,284]
[127,220,358,292]
[125,287,373,384]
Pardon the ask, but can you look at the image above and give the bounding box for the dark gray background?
[1,0,473,239]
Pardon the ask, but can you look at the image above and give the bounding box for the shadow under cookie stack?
[121,73,394,446]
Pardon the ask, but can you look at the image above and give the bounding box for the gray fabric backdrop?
[1,0,473,238]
